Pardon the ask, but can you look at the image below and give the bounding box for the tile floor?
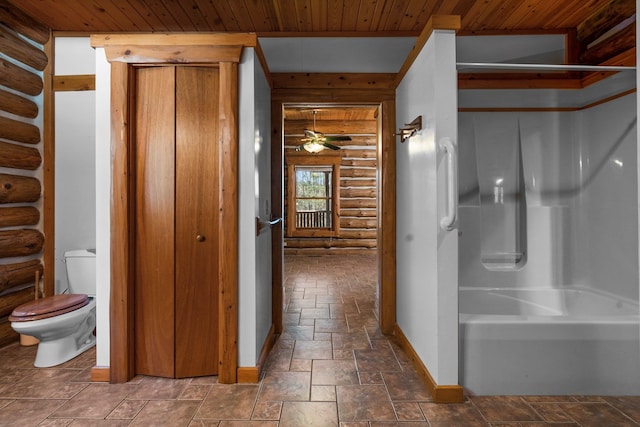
[0,253,638,426]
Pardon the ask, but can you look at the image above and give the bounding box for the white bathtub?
[459,286,640,395]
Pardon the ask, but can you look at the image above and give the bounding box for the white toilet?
[10,249,97,367]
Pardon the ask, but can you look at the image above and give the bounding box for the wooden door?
[134,66,219,378]
[174,67,219,377]
[134,66,175,378]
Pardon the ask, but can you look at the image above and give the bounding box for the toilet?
[10,249,97,367]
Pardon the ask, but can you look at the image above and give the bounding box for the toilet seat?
[9,294,89,322]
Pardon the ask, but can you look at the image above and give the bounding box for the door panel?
[134,67,177,378]
[134,66,220,378]
[175,66,220,377]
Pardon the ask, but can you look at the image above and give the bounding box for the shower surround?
[458,93,639,395]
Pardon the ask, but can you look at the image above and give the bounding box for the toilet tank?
[64,249,96,296]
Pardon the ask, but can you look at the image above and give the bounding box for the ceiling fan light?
[303,142,326,153]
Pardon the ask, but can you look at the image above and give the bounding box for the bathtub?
[459,286,640,395]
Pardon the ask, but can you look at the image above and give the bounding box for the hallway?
[0,254,638,425]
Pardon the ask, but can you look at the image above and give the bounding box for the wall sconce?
[398,116,422,142]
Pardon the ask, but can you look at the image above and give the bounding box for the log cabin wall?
[0,3,49,347]
[284,113,378,254]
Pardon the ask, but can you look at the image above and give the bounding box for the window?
[286,153,341,238]
[295,166,333,229]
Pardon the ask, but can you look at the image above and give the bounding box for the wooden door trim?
[95,37,243,384]
[42,34,55,298]
[217,62,239,383]
[270,101,284,335]
[272,85,396,335]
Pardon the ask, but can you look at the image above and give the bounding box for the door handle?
[196,234,205,242]
[256,217,283,236]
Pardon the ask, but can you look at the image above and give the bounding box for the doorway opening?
[283,105,379,254]
[272,100,395,338]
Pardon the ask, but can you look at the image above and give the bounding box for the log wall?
[0,3,48,347]
[284,118,378,253]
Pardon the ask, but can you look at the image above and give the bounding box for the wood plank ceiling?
[4,0,624,35]
[5,0,635,107]
[7,0,635,70]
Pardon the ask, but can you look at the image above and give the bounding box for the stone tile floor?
[0,253,638,426]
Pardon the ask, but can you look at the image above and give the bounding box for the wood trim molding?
[103,45,243,64]
[393,325,464,403]
[90,34,247,66]
[270,100,284,336]
[237,367,259,383]
[257,31,420,38]
[395,15,461,86]
[53,75,95,91]
[109,61,135,383]
[378,100,395,334]
[271,73,396,90]
[217,61,239,384]
[42,31,55,299]
[456,28,573,37]
[91,366,110,382]
[91,33,257,48]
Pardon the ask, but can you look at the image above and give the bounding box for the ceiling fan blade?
[325,135,352,142]
[304,129,318,139]
[321,141,341,150]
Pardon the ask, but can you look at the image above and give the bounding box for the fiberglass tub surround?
[459,286,638,395]
[457,83,639,395]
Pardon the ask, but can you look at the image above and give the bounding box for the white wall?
[259,37,415,72]
[238,48,273,366]
[457,34,565,64]
[395,30,458,385]
[54,38,96,293]
[94,48,110,366]
[253,54,274,362]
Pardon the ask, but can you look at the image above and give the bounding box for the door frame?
[92,34,244,383]
[271,77,397,334]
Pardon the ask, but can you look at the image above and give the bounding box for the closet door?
[134,66,176,378]
[134,66,219,378]
[174,66,219,377]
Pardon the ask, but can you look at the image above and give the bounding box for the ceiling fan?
[296,110,352,153]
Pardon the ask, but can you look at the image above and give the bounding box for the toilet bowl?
[9,249,97,367]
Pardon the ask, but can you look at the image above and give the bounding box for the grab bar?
[439,137,458,231]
